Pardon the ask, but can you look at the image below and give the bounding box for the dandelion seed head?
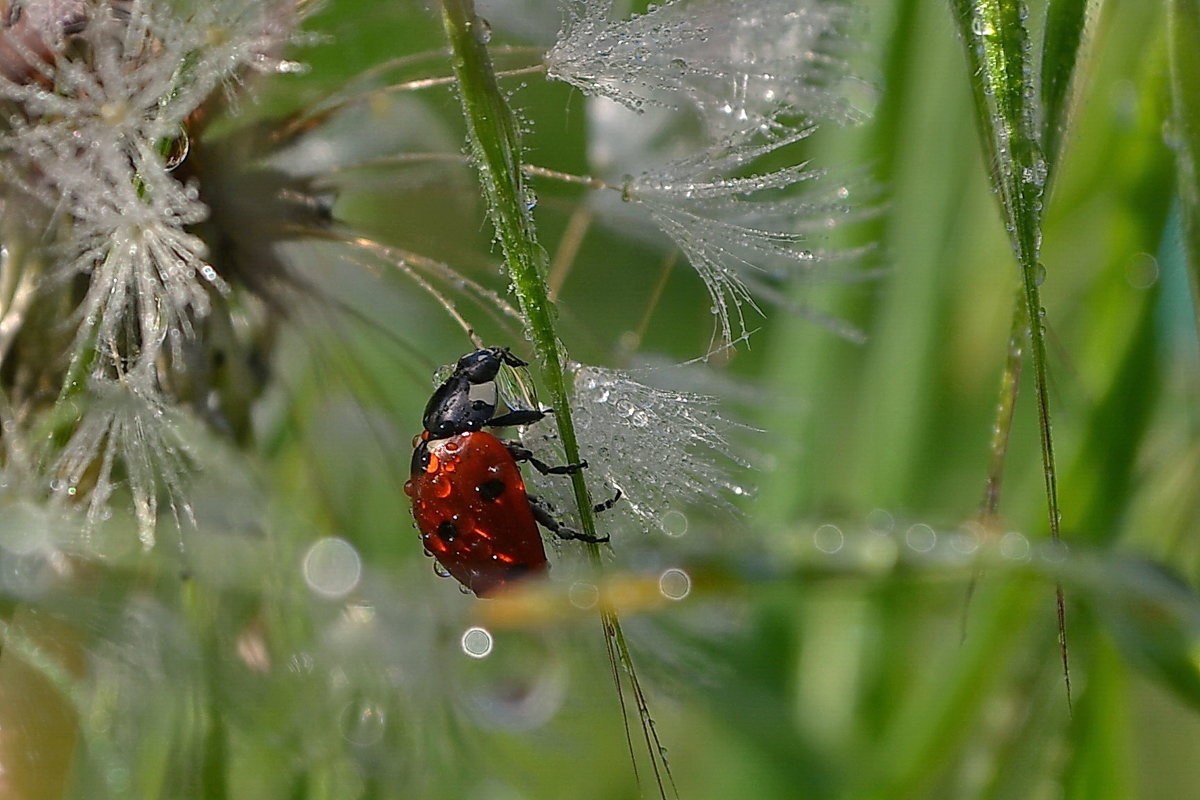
[0,0,312,549]
[566,364,752,537]
[51,372,200,549]
[621,128,866,342]
[1,0,304,374]
[547,0,863,138]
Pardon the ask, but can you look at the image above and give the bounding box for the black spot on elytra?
[437,520,458,542]
[478,479,506,502]
[507,563,532,579]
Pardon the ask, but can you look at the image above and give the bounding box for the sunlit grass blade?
[1168,0,1200,331]
[948,0,1070,707]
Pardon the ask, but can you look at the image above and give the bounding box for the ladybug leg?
[504,442,588,475]
[487,408,549,428]
[527,494,610,543]
[593,488,623,513]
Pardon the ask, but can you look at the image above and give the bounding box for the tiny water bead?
[569,580,600,609]
[813,523,844,554]
[999,531,1031,561]
[660,509,689,537]
[302,537,362,599]
[1125,252,1160,290]
[949,525,982,556]
[1040,538,1070,564]
[866,508,895,534]
[904,523,937,554]
[658,567,692,600]
[461,626,494,659]
[339,701,387,746]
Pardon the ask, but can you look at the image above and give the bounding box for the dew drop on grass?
[473,16,492,44]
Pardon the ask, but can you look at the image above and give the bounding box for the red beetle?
[404,347,615,597]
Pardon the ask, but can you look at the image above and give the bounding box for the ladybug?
[404,347,616,597]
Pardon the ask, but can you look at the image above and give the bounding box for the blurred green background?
[4,0,1200,798]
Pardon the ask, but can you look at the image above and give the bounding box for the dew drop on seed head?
[660,510,688,537]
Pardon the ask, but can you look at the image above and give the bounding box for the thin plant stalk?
[949,0,1071,708]
[439,2,676,795]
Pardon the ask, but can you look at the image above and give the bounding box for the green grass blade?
[1041,0,1090,178]
[949,0,1070,705]
[1168,0,1200,333]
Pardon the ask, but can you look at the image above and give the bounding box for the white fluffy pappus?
[566,363,753,539]
[0,0,305,376]
[547,0,864,138]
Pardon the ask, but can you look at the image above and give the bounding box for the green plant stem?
[440,6,673,793]
[438,0,599,545]
[980,289,1026,519]
[1168,0,1200,334]
[950,0,1070,707]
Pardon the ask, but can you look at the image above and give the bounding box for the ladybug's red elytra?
[404,347,617,597]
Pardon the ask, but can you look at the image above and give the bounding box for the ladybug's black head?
[453,347,517,383]
[422,347,527,438]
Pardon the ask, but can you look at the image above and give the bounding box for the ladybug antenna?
[494,346,528,369]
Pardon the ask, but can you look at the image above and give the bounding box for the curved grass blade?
[439,2,677,795]
[948,0,1071,707]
